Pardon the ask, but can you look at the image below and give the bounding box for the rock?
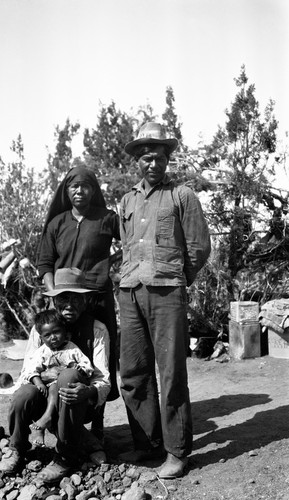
[118,464,127,474]
[75,490,96,500]
[59,477,71,489]
[104,471,112,483]
[0,438,9,449]
[96,477,107,496]
[70,474,82,486]
[87,470,96,480]
[33,479,46,489]
[6,491,19,500]
[27,460,42,472]
[92,474,103,484]
[125,467,140,480]
[43,496,62,500]
[31,486,47,499]
[121,482,146,500]
[17,484,38,500]
[110,487,125,495]
[138,471,157,483]
[61,483,77,500]
[15,477,24,485]
[167,485,178,491]
[2,483,16,495]
[99,464,110,473]
[97,483,108,497]
[122,476,132,487]
[85,478,96,489]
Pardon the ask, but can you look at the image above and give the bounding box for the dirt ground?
[1,351,289,500]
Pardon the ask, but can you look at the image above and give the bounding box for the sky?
[0,0,288,179]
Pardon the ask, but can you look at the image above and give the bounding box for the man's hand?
[58,382,91,405]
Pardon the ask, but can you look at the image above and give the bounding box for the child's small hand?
[36,383,48,398]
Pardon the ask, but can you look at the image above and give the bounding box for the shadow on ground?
[104,392,278,471]
[190,394,289,469]
[192,392,271,435]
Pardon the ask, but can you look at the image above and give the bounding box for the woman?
[37,164,120,439]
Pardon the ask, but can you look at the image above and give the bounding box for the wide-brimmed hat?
[125,122,178,156]
[43,268,92,297]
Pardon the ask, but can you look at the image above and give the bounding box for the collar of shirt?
[132,174,172,194]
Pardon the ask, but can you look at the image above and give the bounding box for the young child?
[24,309,94,446]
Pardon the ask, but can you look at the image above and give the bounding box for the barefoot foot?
[29,424,45,447]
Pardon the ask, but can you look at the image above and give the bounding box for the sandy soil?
[1,352,289,499]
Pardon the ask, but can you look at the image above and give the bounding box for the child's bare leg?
[33,383,57,429]
[30,383,57,444]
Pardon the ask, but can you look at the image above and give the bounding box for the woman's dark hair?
[34,309,67,335]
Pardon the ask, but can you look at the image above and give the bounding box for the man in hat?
[0,268,110,482]
[118,122,211,478]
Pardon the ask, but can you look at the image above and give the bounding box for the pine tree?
[203,65,280,281]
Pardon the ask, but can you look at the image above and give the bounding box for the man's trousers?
[119,285,192,458]
[8,368,89,462]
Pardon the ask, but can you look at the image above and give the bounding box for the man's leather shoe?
[119,445,166,464]
[37,455,72,483]
[157,453,188,479]
[90,450,107,465]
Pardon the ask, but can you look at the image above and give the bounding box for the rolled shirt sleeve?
[90,319,111,407]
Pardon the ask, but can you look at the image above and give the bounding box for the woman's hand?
[58,382,92,405]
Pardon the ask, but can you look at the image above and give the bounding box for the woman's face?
[67,181,95,209]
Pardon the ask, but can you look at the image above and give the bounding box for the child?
[24,309,94,446]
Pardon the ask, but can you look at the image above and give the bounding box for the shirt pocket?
[155,245,183,278]
[156,207,175,239]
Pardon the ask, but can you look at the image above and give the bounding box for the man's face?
[54,292,86,323]
[138,145,168,187]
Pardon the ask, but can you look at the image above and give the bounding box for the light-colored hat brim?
[43,287,92,297]
[125,137,178,156]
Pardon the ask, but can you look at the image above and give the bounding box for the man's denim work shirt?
[119,175,211,288]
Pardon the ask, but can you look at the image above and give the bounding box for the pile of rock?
[0,428,164,500]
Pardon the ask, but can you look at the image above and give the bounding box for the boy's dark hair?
[34,309,67,335]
